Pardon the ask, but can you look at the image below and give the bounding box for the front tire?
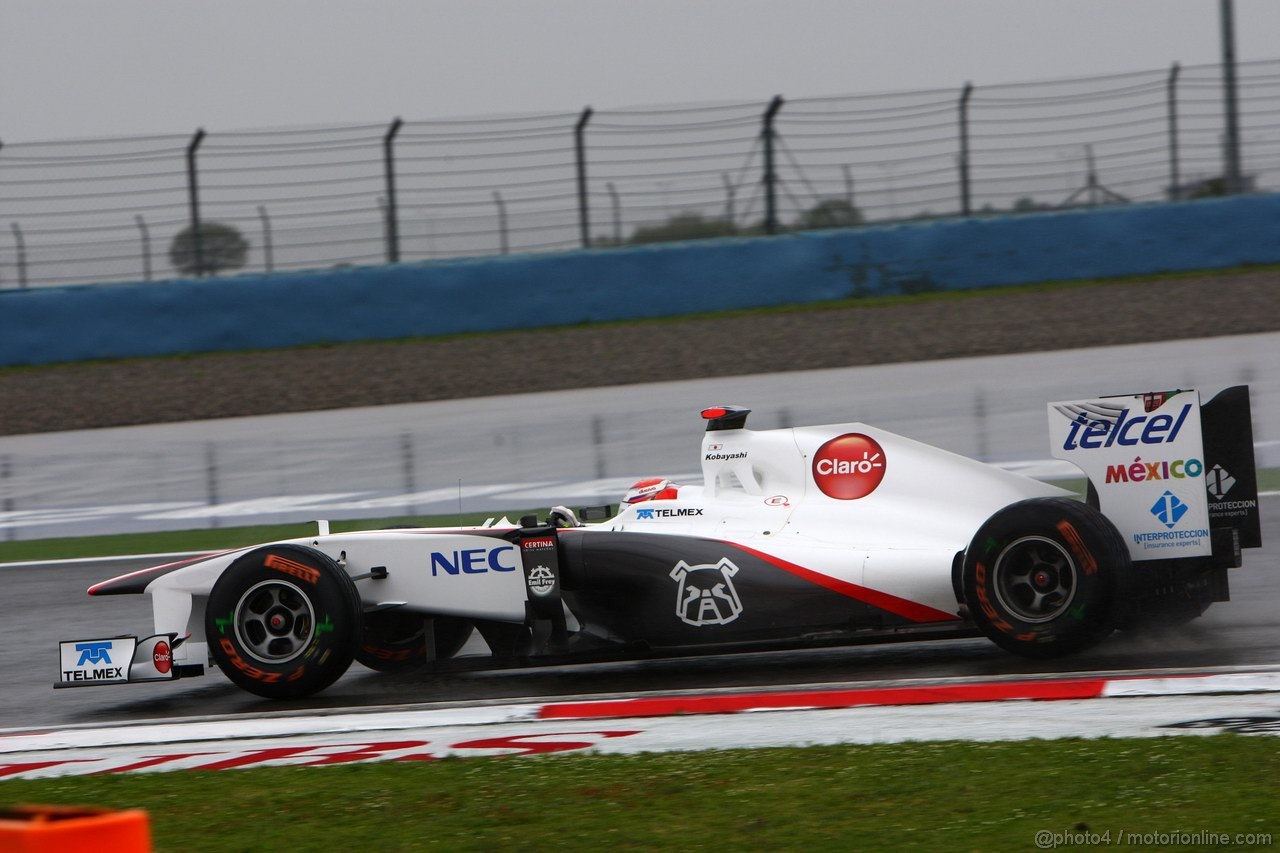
[206,545,361,699]
[962,497,1130,658]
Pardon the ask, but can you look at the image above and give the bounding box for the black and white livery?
[60,388,1262,699]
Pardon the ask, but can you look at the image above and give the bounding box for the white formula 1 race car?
[59,388,1262,699]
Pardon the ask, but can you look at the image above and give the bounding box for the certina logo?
[1206,464,1235,500]
[522,537,555,551]
[1150,490,1188,529]
[1059,403,1191,451]
[812,433,886,500]
[430,546,517,576]
[704,451,747,461]
[636,507,704,520]
[670,558,743,627]
[75,641,113,667]
[526,565,556,597]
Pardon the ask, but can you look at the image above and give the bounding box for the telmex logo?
[812,433,887,500]
[636,507,704,519]
[431,547,517,576]
[75,641,113,667]
[1061,404,1191,451]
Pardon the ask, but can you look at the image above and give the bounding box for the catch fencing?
[2,59,1280,289]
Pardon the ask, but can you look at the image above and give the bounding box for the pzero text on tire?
[205,545,361,698]
[962,497,1130,658]
[355,612,474,673]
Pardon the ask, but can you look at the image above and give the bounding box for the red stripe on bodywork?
[539,678,1109,720]
[727,542,957,623]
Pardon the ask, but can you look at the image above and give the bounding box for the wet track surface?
[3,496,1275,731]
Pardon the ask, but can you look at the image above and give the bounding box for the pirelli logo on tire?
[1056,520,1098,576]
[264,553,321,584]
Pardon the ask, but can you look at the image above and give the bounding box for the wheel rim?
[991,535,1078,624]
[233,579,316,664]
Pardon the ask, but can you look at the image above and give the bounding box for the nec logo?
[636,508,704,519]
[75,641,114,666]
[1061,404,1191,451]
[430,546,517,576]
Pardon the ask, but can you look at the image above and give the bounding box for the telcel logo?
[812,433,887,500]
[1062,404,1191,451]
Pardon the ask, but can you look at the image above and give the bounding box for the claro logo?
[812,433,887,500]
[153,640,172,674]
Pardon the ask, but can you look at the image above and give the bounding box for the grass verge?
[1,737,1276,851]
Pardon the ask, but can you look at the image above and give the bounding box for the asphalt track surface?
[5,496,1274,732]
[1,331,1276,539]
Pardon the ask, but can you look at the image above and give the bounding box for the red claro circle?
[812,433,887,500]
[153,640,172,674]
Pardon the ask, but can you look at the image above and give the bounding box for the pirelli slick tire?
[355,612,474,673]
[206,545,361,699]
[962,497,1130,659]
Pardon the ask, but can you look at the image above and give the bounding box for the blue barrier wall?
[8,193,1280,367]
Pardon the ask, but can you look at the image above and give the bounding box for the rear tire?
[962,498,1130,658]
[355,612,474,673]
[206,545,361,699]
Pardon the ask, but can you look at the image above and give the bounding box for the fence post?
[185,128,206,276]
[1219,0,1243,194]
[722,173,735,227]
[605,182,621,244]
[10,223,27,288]
[493,191,509,255]
[762,95,784,234]
[958,82,974,216]
[258,205,274,272]
[575,107,593,248]
[383,118,404,263]
[1167,62,1181,200]
[134,215,151,281]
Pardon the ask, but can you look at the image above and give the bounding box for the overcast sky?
[4,0,1280,142]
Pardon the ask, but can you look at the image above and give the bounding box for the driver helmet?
[623,478,680,504]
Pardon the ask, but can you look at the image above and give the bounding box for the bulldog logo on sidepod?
[669,558,743,627]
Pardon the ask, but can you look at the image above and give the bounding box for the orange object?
[0,804,151,853]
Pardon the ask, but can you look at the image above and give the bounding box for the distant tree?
[795,198,863,231]
[1186,177,1228,199]
[1012,196,1051,213]
[628,213,737,245]
[168,222,249,276]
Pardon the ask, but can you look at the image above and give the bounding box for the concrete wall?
[7,194,1280,367]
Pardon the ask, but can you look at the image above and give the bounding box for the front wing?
[55,633,193,688]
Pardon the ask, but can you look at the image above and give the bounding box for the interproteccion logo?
[1206,464,1236,501]
[1149,490,1188,529]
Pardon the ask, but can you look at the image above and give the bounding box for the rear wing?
[1047,386,1261,563]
